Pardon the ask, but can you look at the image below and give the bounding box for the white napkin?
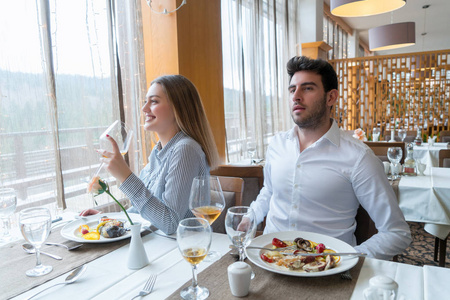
[423,265,450,300]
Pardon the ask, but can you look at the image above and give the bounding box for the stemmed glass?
[189,176,225,262]
[387,147,403,180]
[372,128,381,142]
[19,207,52,277]
[225,206,256,278]
[0,188,17,242]
[246,141,257,164]
[398,129,407,142]
[94,120,134,176]
[177,217,212,300]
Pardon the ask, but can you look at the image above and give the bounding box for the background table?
[413,143,449,172]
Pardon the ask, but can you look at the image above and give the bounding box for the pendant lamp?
[330,0,406,17]
[369,22,415,51]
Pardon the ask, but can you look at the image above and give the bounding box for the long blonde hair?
[151,75,220,170]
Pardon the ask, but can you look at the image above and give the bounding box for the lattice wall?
[330,50,450,140]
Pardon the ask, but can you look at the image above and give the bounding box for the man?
[249,56,411,260]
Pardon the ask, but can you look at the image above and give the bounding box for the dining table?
[413,142,449,172]
[2,211,450,300]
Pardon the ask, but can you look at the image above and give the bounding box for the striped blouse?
[120,131,209,234]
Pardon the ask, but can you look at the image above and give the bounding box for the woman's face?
[142,83,177,134]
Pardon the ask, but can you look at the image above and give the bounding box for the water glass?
[246,141,257,164]
[225,206,256,262]
[398,129,407,142]
[0,188,17,242]
[177,217,212,300]
[372,128,381,142]
[19,207,52,277]
[387,147,402,180]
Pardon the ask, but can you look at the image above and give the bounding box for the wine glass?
[189,176,225,262]
[387,147,403,180]
[246,141,257,164]
[225,206,256,262]
[19,207,52,277]
[177,217,212,300]
[398,129,407,142]
[372,128,381,142]
[0,188,17,242]
[94,120,134,176]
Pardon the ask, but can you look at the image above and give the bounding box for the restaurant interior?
[1,0,450,299]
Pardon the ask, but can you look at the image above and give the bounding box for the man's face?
[288,71,331,129]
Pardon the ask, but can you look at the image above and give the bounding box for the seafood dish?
[77,218,127,241]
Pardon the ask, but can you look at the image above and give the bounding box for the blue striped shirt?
[120,131,209,234]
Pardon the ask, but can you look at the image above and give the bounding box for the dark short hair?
[286,56,338,92]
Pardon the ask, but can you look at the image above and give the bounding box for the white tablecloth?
[398,167,450,239]
[414,143,449,172]
[11,230,450,300]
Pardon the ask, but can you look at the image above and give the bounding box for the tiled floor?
[395,222,449,268]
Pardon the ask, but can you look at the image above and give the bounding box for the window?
[0,1,146,224]
[323,14,349,60]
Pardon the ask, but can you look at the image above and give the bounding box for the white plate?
[60,212,150,244]
[245,231,359,277]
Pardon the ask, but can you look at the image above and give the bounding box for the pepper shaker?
[228,261,252,297]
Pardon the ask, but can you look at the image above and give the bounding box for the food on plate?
[83,232,100,240]
[260,237,340,273]
[76,218,127,240]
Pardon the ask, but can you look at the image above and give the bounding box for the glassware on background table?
[246,141,257,164]
[0,188,17,242]
[177,217,212,300]
[372,128,381,142]
[387,147,402,180]
[189,176,225,262]
[95,120,134,176]
[19,207,52,277]
[417,161,427,175]
[398,129,407,142]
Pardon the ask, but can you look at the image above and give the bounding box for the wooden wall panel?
[330,50,450,140]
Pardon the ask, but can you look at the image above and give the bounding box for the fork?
[244,245,298,251]
[131,274,157,300]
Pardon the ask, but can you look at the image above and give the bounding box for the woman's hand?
[98,135,132,182]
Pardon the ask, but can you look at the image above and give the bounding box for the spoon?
[144,225,177,240]
[46,242,83,251]
[27,265,87,299]
[22,244,62,260]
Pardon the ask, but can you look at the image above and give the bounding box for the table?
[8,228,450,300]
[413,142,449,172]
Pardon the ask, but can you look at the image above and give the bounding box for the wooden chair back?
[439,149,450,168]
[439,131,450,143]
[364,141,406,164]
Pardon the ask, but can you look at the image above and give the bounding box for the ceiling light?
[146,0,187,15]
[330,0,406,17]
[369,22,415,51]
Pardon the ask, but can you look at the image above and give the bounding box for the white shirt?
[250,121,411,260]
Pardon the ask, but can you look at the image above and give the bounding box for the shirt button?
[291,224,295,227]
[294,184,298,188]
[297,164,301,168]
[293,205,297,209]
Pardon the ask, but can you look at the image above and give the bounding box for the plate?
[60,212,150,244]
[245,231,359,277]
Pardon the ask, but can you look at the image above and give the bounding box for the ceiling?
[324,0,450,56]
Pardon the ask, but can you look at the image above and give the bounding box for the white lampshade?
[369,22,415,51]
[330,0,406,17]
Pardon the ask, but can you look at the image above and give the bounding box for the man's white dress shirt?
[250,121,411,260]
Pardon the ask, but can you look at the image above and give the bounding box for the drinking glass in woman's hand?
[177,217,212,300]
[20,207,53,277]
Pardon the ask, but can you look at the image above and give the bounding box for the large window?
[221,0,299,163]
[323,14,349,60]
[0,1,146,225]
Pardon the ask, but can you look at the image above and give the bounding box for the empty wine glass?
[189,176,225,262]
[398,129,407,142]
[0,188,17,242]
[246,141,256,164]
[387,147,403,180]
[372,128,381,142]
[177,217,212,300]
[95,120,134,176]
[20,207,52,277]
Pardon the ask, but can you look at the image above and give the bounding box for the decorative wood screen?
[330,50,450,140]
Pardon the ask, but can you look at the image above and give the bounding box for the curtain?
[0,0,146,221]
[221,0,300,163]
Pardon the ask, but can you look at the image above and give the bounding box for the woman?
[83,75,219,234]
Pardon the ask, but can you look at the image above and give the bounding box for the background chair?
[364,141,406,164]
[439,131,450,143]
[433,149,450,266]
[212,176,244,234]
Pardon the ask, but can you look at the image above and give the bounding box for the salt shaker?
[228,262,252,297]
[363,275,398,300]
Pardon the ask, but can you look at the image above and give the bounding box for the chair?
[439,130,450,143]
[364,141,406,164]
[383,130,416,143]
[433,149,450,266]
[211,176,244,234]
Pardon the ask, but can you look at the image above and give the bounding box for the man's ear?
[327,89,339,107]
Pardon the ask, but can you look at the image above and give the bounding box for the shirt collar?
[155,130,185,159]
[288,119,340,147]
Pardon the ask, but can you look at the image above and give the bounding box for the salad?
[259,237,341,272]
